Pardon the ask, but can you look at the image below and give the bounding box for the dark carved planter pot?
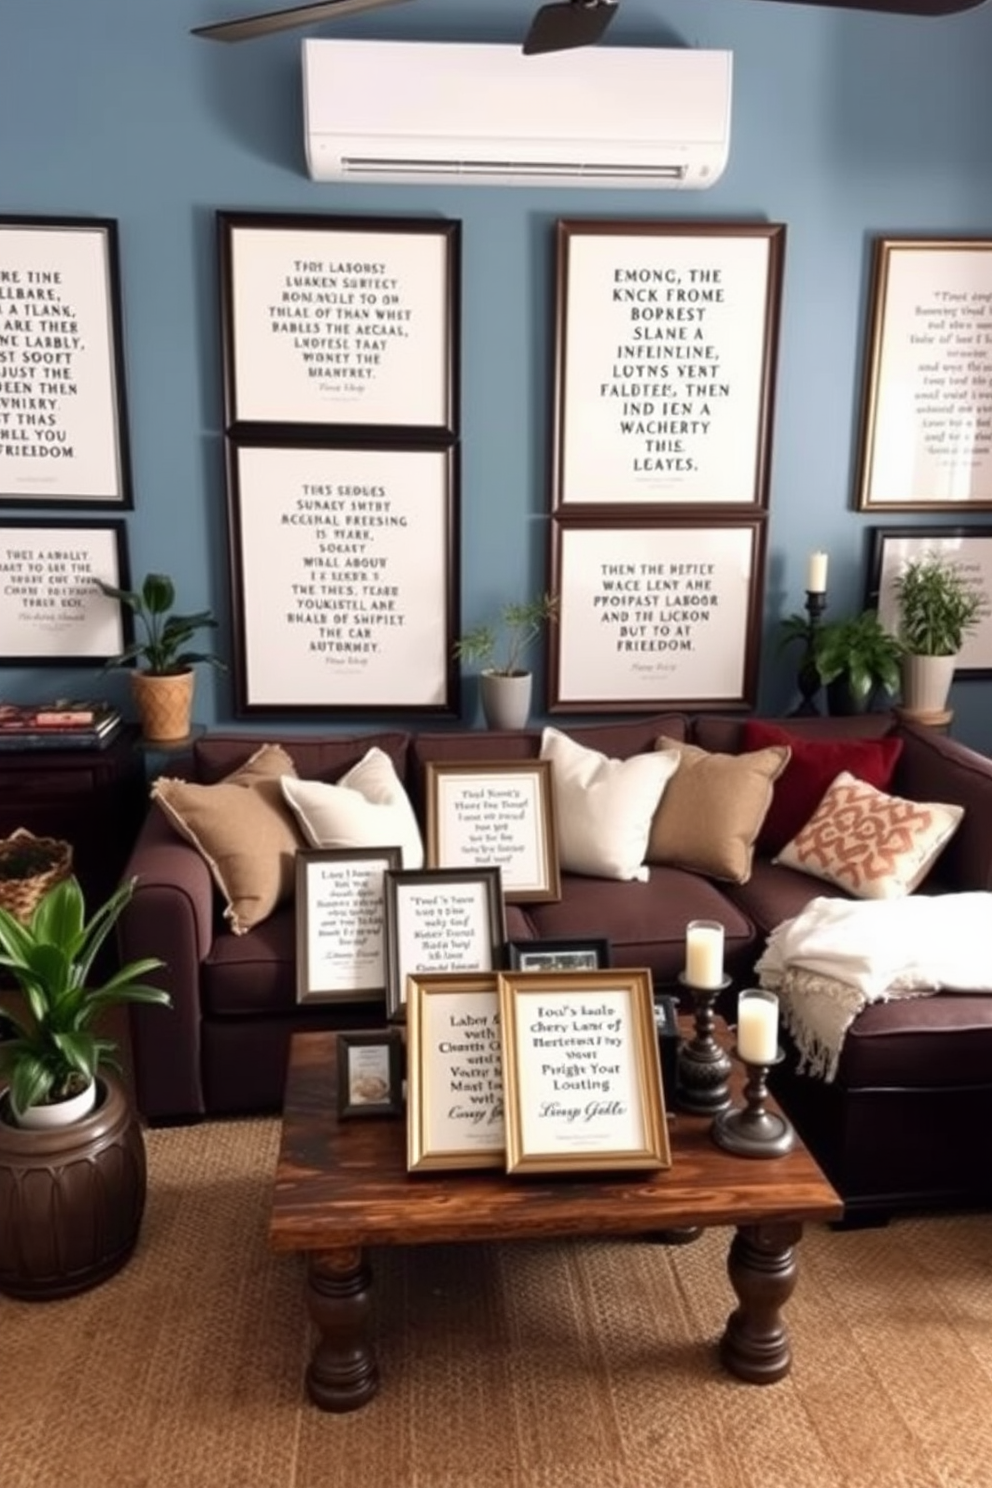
[0,1074,147,1301]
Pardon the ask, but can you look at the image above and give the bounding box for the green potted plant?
[454,592,559,728]
[96,571,225,744]
[0,874,170,1299]
[892,551,984,718]
[780,608,902,716]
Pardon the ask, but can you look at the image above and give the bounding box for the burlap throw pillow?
[152,743,302,934]
[648,737,791,883]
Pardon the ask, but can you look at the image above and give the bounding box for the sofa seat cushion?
[836,993,992,1088]
[721,857,849,941]
[522,868,754,983]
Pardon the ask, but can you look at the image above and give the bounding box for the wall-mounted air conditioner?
[302,39,732,190]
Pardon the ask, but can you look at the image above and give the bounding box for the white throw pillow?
[539,726,680,882]
[280,746,424,869]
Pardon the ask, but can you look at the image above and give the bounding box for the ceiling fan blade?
[192,0,412,43]
[522,0,619,57]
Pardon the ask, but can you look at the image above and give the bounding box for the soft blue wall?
[2,0,991,746]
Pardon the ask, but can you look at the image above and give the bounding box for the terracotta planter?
[131,669,195,744]
[0,1073,147,1300]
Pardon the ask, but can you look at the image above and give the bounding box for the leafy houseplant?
[96,571,225,743]
[892,551,984,717]
[780,608,903,715]
[454,593,559,730]
[0,874,169,1123]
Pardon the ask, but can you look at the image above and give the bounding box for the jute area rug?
[3,1118,992,1488]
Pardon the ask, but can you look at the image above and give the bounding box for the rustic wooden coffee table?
[270,1029,842,1412]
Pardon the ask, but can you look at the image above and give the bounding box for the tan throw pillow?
[648,738,791,883]
[774,771,964,900]
[152,743,301,935]
[280,746,424,869]
[539,725,679,882]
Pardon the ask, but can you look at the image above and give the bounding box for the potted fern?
[454,592,559,728]
[780,608,902,716]
[892,551,984,717]
[96,571,225,743]
[0,874,170,1298]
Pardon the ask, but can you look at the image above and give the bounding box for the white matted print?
[295,847,401,1004]
[406,973,505,1170]
[0,216,132,507]
[383,867,505,1021]
[228,442,456,712]
[550,516,764,710]
[425,760,561,903]
[553,220,784,509]
[0,519,128,663]
[219,212,459,438]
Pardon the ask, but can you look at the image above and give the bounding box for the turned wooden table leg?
[719,1220,803,1384]
[305,1246,378,1412]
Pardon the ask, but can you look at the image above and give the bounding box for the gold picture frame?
[406,972,505,1171]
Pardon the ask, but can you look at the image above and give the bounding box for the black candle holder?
[787,589,828,718]
[676,971,733,1116]
[711,1047,796,1158]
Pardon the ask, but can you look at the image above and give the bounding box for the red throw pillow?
[741,721,904,856]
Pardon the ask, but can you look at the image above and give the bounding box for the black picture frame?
[294,846,402,1005]
[507,937,612,972]
[866,524,992,678]
[383,866,506,1022]
[0,214,133,509]
[0,517,131,664]
[336,1029,404,1119]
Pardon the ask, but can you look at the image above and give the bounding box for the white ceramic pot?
[14,1079,97,1130]
[900,653,957,715]
[480,670,533,730]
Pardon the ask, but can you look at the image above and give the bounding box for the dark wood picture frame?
[507,936,612,972]
[294,845,402,1005]
[424,759,561,903]
[217,210,460,444]
[336,1029,404,1119]
[0,517,131,664]
[383,866,506,1021]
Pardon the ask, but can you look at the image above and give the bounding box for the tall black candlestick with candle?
[788,550,829,718]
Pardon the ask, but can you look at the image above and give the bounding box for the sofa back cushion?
[194,731,412,786]
[892,723,992,891]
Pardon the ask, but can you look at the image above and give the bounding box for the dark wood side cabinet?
[0,729,147,913]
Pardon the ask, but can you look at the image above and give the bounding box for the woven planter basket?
[0,829,73,924]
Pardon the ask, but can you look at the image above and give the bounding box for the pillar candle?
[685,920,724,989]
[737,991,779,1064]
[806,551,829,593]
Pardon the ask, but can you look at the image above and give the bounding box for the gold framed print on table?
[406,972,505,1170]
[551,218,785,511]
[855,237,992,512]
[497,968,670,1175]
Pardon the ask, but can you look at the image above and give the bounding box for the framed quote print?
[551,219,785,510]
[0,215,132,508]
[549,513,765,711]
[227,441,458,714]
[294,846,402,1004]
[424,760,561,903]
[855,238,992,512]
[497,968,670,1175]
[217,211,460,441]
[0,518,130,663]
[867,525,992,676]
[383,866,505,1021]
[406,972,504,1170]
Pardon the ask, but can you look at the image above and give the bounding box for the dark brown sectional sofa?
[117,712,992,1222]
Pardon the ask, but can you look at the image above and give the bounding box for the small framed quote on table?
[497,969,670,1175]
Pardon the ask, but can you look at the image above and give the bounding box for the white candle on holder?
[806,551,829,594]
[737,990,780,1064]
[685,920,724,990]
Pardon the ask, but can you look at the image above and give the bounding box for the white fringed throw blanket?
[754,893,992,1081]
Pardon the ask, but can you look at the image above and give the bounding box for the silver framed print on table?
[855,237,992,512]
[551,218,785,511]
[549,512,765,711]
[0,518,130,664]
[227,440,459,715]
[294,846,401,1005]
[424,759,561,903]
[217,211,460,442]
[867,525,992,677]
[383,866,506,1021]
[0,215,132,508]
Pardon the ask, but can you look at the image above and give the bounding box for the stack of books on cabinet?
[0,701,124,751]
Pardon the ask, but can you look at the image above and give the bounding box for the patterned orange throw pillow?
[774,771,964,899]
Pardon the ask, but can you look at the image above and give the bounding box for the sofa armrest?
[893,722,992,891]
[117,805,217,1122]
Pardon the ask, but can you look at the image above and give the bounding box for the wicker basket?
[0,829,73,924]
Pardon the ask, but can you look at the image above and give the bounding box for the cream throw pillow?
[648,737,791,883]
[151,743,301,935]
[774,771,964,900]
[539,726,679,882]
[280,746,424,869]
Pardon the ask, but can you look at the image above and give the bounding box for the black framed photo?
[217,211,460,442]
[336,1030,404,1119]
[0,518,130,664]
[549,512,765,711]
[867,525,992,677]
[0,215,132,508]
[507,937,611,972]
[383,866,506,1021]
[295,846,401,1005]
[226,440,459,715]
